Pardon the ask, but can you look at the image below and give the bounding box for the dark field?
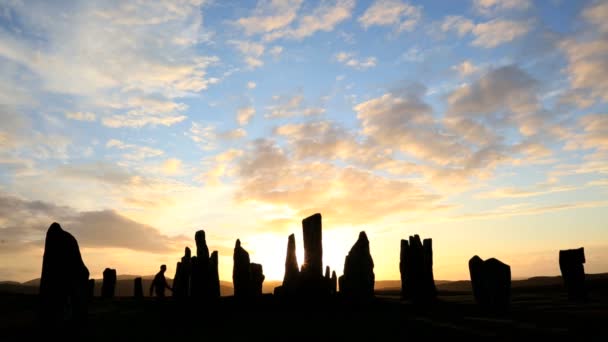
[2,278,608,341]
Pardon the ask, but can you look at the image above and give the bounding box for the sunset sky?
[1,0,607,284]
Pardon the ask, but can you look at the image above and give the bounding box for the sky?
[0,0,607,284]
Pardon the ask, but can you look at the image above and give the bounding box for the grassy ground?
[1,286,607,341]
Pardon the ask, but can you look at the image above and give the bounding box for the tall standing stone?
[400,234,436,302]
[174,247,192,297]
[283,234,300,289]
[233,239,251,298]
[88,279,95,301]
[559,247,587,301]
[133,277,143,299]
[40,222,90,325]
[209,251,220,299]
[101,268,117,299]
[339,231,375,298]
[172,261,182,298]
[330,271,337,294]
[250,263,265,296]
[468,256,511,310]
[192,230,210,298]
[302,213,322,277]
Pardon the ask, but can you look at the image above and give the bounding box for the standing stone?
[40,222,90,325]
[340,231,375,298]
[330,271,337,294]
[250,263,265,296]
[469,255,484,303]
[400,235,436,302]
[88,279,95,301]
[209,251,220,299]
[559,248,586,301]
[101,268,117,299]
[192,230,210,298]
[172,261,182,298]
[468,256,511,310]
[283,234,300,289]
[173,247,192,298]
[233,239,251,298]
[302,213,323,277]
[133,277,143,299]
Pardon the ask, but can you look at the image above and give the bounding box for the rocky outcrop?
[469,256,511,310]
[559,247,586,301]
[400,235,436,303]
[339,231,375,298]
[40,222,90,325]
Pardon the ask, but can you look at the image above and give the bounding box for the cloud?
[450,200,608,222]
[440,16,532,48]
[471,19,533,48]
[452,60,479,77]
[235,0,303,35]
[441,16,475,37]
[265,94,326,118]
[105,139,164,160]
[65,112,96,122]
[401,47,424,62]
[219,128,247,140]
[334,52,377,70]
[228,40,266,69]
[237,106,256,125]
[269,45,284,57]
[262,0,355,41]
[559,37,608,103]
[247,81,257,89]
[358,0,422,32]
[447,65,538,117]
[162,158,183,175]
[475,182,577,199]
[0,1,217,128]
[565,114,608,151]
[473,0,531,15]
[187,122,217,150]
[583,1,608,33]
[0,192,186,253]
[234,138,444,225]
[355,89,468,166]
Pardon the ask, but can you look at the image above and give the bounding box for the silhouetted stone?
[302,213,323,277]
[88,279,95,301]
[192,230,210,298]
[400,235,436,303]
[233,239,251,298]
[101,268,117,299]
[209,251,220,299]
[340,231,375,298]
[284,234,300,289]
[468,256,511,310]
[330,271,337,295]
[40,222,90,326]
[133,277,143,299]
[174,247,192,297]
[250,263,265,296]
[172,261,182,298]
[559,247,587,301]
[469,255,484,303]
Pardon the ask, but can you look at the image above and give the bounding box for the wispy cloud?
[358,0,422,32]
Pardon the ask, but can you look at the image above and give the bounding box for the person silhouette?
[150,264,173,298]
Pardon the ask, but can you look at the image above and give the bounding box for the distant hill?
[3,273,607,297]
